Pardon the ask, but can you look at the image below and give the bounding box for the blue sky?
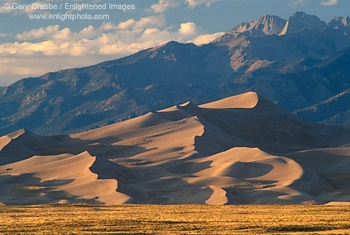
[0,0,349,85]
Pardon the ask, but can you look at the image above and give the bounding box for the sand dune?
[1,92,350,205]
[0,151,129,204]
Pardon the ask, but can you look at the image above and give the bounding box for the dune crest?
[200,92,259,109]
[1,92,350,205]
[6,129,28,139]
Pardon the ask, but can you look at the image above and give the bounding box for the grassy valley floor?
[1,204,350,234]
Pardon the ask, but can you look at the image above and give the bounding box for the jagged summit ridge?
[222,14,286,38]
[214,12,329,42]
[327,16,350,33]
[213,14,286,41]
[279,12,326,35]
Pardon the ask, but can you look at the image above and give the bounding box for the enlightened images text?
[66,3,135,11]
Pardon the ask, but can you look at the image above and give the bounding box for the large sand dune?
[1,92,350,205]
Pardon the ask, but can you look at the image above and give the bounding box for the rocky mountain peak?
[147,40,199,61]
[327,16,350,33]
[255,14,287,35]
[292,12,325,25]
[279,11,326,35]
[213,12,327,43]
[213,14,286,42]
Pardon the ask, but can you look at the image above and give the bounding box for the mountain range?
[1,12,350,135]
[1,92,350,205]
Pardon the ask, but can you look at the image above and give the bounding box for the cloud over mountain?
[0,15,215,86]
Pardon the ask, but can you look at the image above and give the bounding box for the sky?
[0,0,349,86]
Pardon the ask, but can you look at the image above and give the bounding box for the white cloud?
[116,19,136,30]
[179,22,197,35]
[76,26,98,39]
[321,0,338,6]
[100,15,167,31]
[99,22,117,31]
[134,15,167,29]
[151,0,180,13]
[148,0,226,12]
[188,32,224,45]
[185,0,219,7]
[289,0,338,7]
[16,25,100,43]
[289,0,306,8]
[16,25,60,40]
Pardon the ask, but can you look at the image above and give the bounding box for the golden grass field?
[1,204,350,234]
